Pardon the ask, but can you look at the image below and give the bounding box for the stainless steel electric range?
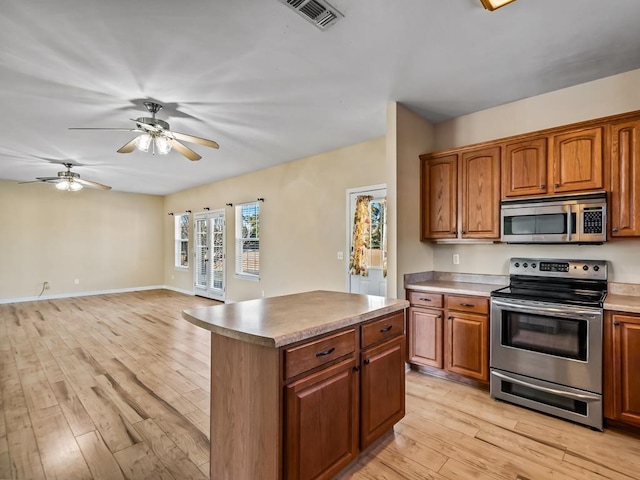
[490,258,607,430]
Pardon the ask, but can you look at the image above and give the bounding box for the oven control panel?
[509,258,607,280]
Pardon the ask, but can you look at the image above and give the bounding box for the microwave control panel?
[582,207,604,234]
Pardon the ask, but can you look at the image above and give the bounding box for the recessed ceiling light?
[480,0,517,11]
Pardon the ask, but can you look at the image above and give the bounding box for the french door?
[194,210,226,301]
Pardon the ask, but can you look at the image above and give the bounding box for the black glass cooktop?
[491,276,607,307]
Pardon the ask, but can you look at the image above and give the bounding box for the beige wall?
[422,68,640,283]
[163,138,387,303]
[0,180,164,300]
[391,103,435,298]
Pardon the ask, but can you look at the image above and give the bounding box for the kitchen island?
[183,290,408,480]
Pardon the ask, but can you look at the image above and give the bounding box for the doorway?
[347,185,387,296]
[194,210,226,301]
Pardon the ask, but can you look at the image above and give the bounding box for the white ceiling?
[2,0,640,195]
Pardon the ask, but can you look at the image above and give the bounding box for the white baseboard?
[0,285,195,305]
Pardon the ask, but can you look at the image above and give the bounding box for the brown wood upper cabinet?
[610,119,640,237]
[502,137,548,197]
[502,127,604,198]
[421,146,500,240]
[552,127,604,193]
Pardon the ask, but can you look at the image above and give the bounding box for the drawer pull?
[459,303,474,307]
[418,297,432,301]
[315,347,335,357]
[613,321,620,326]
[436,314,442,319]
[379,325,393,333]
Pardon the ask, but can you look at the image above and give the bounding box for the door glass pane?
[501,311,587,360]
[195,218,208,288]
[211,216,224,290]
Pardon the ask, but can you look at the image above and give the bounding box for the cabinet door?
[461,146,501,239]
[285,358,358,480]
[608,313,640,427]
[360,336,405,448]
[421,154,458,239]
[408,307,443,368]
[610,120,640,237]
[552,127,603,193]
[445,312,488,381]
[502,137,547,197]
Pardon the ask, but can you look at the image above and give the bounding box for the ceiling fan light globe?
[135,133,152,152]
[55,180,82,191]
[155,136,172,155]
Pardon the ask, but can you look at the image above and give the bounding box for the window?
[235,202,260,278]
[175,213,189,268]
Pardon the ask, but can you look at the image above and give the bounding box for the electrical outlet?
[43,281,50,290]
[337,251,344,260]
[453,254,460,265]
[74,279,79,285]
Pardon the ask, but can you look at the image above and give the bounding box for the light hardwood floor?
[1,290,640,480]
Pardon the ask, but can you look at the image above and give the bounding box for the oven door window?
[503,213,576,236]
[501,311,587,360]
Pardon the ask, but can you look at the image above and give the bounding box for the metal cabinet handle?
[554,183,560,188]
[379,325,393,333]
[364,359,370,365]
[613,321,620,326]
[436,314,442,319]
[418,297,432,302]
[612,227,619,233]
[459,303,474,307]
[448,316,453,320]
[353,366,360,372]
[540,184,545,189]
[315,347,335,357]
[461,231,466,235]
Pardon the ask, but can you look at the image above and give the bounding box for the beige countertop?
[604,294,640,314]
[182,290,409,348]
[405,280,501,297]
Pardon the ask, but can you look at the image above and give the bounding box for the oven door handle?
[491,371,601,401]
[491,299,601,320]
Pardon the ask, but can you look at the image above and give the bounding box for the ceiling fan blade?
[170,131,219,149]
[19,179,55,184]
[169,139,201,161]
[34,177,62,182]
[69,127,138,132]
[117,137,139,154]
[75,178,112,190]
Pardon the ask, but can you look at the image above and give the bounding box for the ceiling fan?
[21,163,111,191]
[70,102,220,161]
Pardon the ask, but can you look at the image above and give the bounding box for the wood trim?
[419,108,640,159]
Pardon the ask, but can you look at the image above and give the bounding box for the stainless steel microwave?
[501,192,607,244]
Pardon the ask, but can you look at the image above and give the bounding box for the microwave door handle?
[566,205,572,241]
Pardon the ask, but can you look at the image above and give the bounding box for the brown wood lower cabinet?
[360,336,405,448]
[283,311,406,480]
[407,290,489,383]
[445,311,488,381]
[604,311,640,428]
[285,358,359,480]
[408,307,443,368]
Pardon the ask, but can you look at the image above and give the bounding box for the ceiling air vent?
[279,0,344,31]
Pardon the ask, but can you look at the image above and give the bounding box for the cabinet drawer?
[408,291,443,308]
[284,329,356,380]
[446,294,489,315]
[361,312,404,349]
